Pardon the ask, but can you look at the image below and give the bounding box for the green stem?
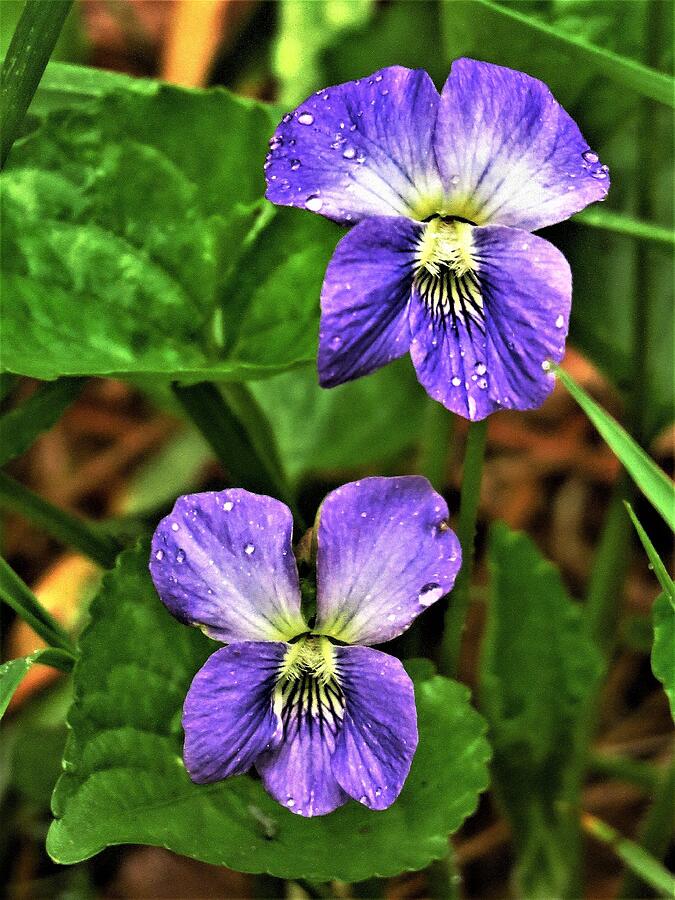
[441,418,488,677]
[0,0,73,166]
[418,401,454,492]
[0,556,76,654]
[173,382,304,529]
[0,471,122,569]
[620,760,675,899]
[583,813,675,897]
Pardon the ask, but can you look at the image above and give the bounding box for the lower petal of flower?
[331,646,418,810]
[409,221,571,419]
[182,641,286,784]
[256,636,349,817]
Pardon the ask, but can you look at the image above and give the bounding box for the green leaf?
[652,592,675,719]
[481,523,603,898]
[442,0,674,107]
[48,543,491,881]
[0,648,73,720]
[250,359,428,484]
[0,377,85,465]
[1,82,339,382]
[555,368,675,529]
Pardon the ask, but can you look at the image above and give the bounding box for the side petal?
[332,646,417,810]
[409,225,571,420]
[182,642,286,783]
[315,476,461,645]
[265,66,443,225]
[150,490,306,643]
[434,58,609,230]
[318,216,418,388]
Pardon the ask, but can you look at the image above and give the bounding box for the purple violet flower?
[264,59,610,421]
[150,476,461,817]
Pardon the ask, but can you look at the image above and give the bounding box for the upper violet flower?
[150,477,461,817]
[265,59,610,420]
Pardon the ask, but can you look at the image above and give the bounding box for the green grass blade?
[470,0,675,107]
[1,0,73,165]
[555,368,675,530]
[0,556,76,654]
[624,502,674,602]
[0,648,74,720]
[572,209,675,246]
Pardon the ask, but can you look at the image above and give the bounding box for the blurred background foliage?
[0,1,673,898]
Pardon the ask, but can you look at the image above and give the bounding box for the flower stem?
[0,471,122,569]
[441,418,488,677]
[418,400,454,491]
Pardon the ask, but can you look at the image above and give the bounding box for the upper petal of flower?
[150,490,306,643]
[314,476,461,645]
[331,645,417,810]
[433,58,609,231]
[265,66,443,225]
[256,636,349,817]
[182,641,285,783]
[318,216,417,388]
[409,223,571,419]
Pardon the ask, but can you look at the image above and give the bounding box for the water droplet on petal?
[450,174,460,185]
[176,549,186,564]
[155,549,164,561]
[477,378,488,390]
[582,150,599,163]
[297,112,314,125]
[355,152,366,164]
[268,135,283,151]
[474,362,487,375]
[359,795,368,804]
[282,113,292,124]
[418,582,443,606]
[171,522,179,532]
[555,314,565,328]
[290,159,301,170]
[451,376,462,387]
[224,501,234,511]
[244,543,255,555]
[541,360,551,371]
[286,797,295,808]
[330,335,343,349]
[591,165,609,180]
[374,74,383,82]
[342,145,356,159]
[305,195,323,212]
[468,396,477,419]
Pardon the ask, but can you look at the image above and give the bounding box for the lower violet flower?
[150,476,461,816]
[264,59,610,420]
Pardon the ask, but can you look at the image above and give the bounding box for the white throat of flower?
[273,635,345,732]
[414,218,485,332]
